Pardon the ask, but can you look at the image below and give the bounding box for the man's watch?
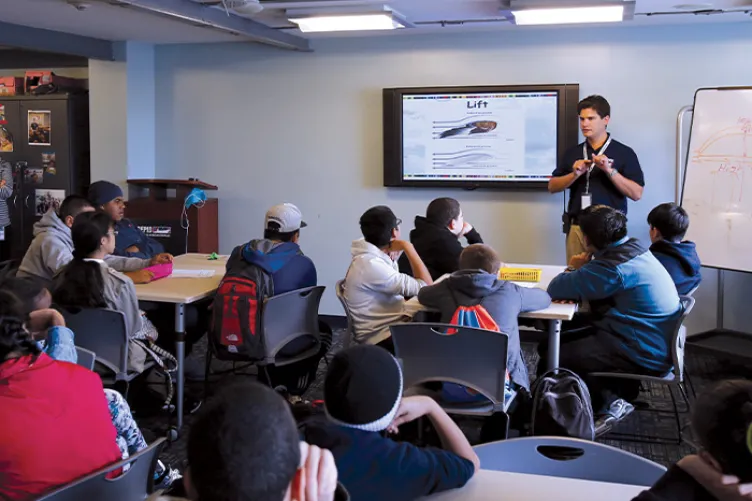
[565,266,576,272]
[608,168,618,178]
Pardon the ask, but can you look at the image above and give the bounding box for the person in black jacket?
[399,197,483,280]
[633,380,752,501]
[647,203,702,295]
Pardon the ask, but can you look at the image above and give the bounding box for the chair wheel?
[167,427,179,442]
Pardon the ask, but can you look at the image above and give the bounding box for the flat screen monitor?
[383,84,580,189]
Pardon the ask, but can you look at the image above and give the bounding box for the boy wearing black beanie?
[300,345,479,501]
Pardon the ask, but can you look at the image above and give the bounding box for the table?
[406,264,577,371]
[511,263,577,371]
[422,470,647,500]
[134,253,228,432]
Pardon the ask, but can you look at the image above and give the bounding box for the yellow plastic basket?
[498,267,542,282]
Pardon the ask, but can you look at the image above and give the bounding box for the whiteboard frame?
[678,85,752,275]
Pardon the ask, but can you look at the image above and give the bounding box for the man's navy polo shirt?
[552,134,644,217]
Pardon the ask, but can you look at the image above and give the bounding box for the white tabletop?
[506,263,577,321]
[422,469,647,501]
[406,263,577,321]
[134,253,228,304]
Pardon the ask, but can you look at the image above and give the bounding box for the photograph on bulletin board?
[42,152,56,175]
[24,167,44,185]
[35,189,65,216]
[0,125,12,152]
[28,110,51,146]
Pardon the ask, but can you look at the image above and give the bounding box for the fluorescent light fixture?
[512,5,625,25]
[288,12,406,33]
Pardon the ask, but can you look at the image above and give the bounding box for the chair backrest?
[260,286,325,362]
[686,285,700,297]
[59,307,129,377]
[672,295,696,381]
[75,346,96,371]
[390,322,509,407]
[0,258,19,279]
[335,279,356,348]
[474,436,666,486]
[37,438,165,501]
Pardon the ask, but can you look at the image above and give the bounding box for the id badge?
[581,194,592,210]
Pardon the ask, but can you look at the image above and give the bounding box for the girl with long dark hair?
[53,211,153,370]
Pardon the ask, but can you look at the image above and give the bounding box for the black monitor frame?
[383,83,580,190]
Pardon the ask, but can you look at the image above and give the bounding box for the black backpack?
[211,246,274,360]
[531,368,595,440]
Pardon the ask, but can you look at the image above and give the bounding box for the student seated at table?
[633,379,752,501]
[544,205,681,427]
[89,180,165,260]
[17,194,161,284]
[398,197,483,280]
[1,277,180,490]
[52,211,158,373]
[151,381,344,501]
[647,202,702,295]
[344,206,433,351]
[0,289,124,501]
[230,202,316,294]
[221,202,329,395]
[299,345,478,501]
[89,181,214,363]
[417,244,551,393]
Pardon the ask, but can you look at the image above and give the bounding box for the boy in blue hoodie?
[647,202,702,296]
[233,203,316,294]
[545,205,681,428]
[225,203,323,394]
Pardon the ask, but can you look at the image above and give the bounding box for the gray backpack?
[531,368,595,440]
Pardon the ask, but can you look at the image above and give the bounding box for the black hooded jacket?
[399,216,483,280]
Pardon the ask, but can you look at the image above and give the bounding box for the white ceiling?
[0,0,239,43]
[0,0,750,44]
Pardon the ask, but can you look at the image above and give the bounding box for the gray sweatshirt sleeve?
[39,237,74,279]
[115,278,145,340]
[105,255,150,273]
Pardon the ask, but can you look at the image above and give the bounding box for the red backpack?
[211,248,274,360]
[442,296,511,402]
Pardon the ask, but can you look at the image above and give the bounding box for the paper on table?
[172,269,216,278]
[511,281,539,289]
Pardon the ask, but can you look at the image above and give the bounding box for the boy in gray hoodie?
[17,195,157,283]
[417,244,551,391]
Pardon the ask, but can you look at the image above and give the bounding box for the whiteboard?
[681,87,752,273]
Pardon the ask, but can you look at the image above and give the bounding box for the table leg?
[547,319,562,371]
[175,303,185,429]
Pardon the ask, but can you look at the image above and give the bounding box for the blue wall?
[154,22,752,323]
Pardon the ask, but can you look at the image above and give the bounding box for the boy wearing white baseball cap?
[236,202,316,295]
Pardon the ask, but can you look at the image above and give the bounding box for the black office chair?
[205,286,325,397]
[37,438,165,501]
[59,307,154,395]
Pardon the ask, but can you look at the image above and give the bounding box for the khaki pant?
[566,224,588,265]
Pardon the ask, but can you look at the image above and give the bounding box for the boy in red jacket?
[0,290,122,500]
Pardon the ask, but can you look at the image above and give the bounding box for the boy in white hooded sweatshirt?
[343,206,433,351]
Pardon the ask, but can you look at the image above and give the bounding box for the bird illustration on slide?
[438,120,497,138]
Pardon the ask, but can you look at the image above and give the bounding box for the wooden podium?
[126,179,218,256]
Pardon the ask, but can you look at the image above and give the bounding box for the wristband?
[608,168,618,178]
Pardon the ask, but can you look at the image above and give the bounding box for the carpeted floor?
[136,323,752,473]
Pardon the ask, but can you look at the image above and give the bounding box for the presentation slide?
[402,91,558,182]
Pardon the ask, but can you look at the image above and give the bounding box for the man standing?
[549,95,644,262]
